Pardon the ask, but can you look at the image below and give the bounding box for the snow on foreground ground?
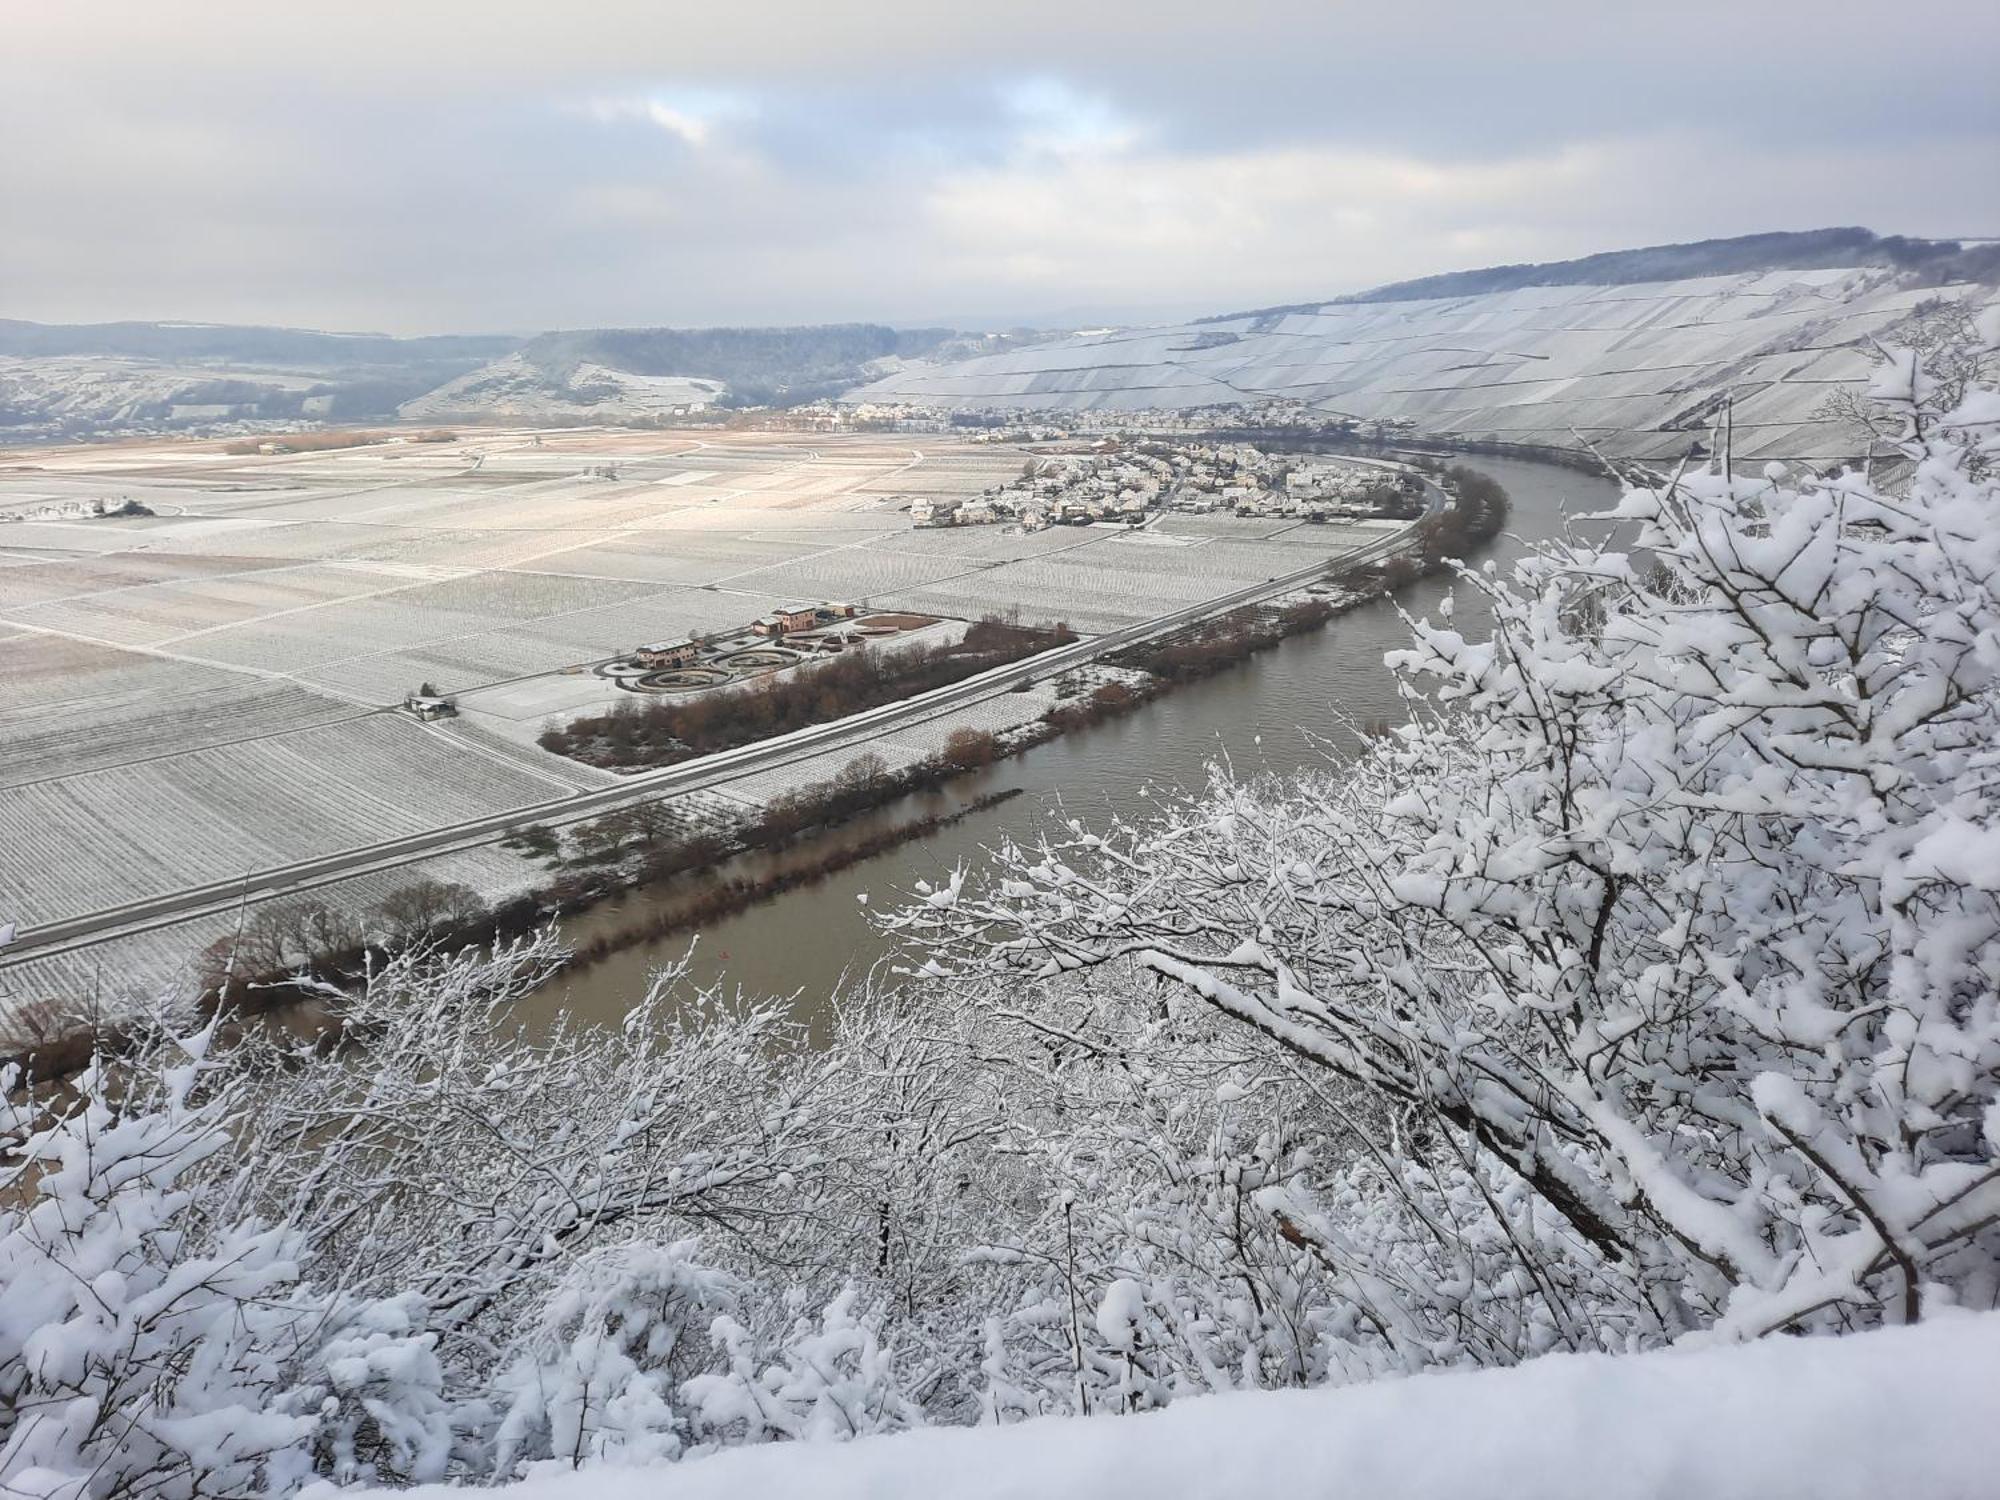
[367,1313,1999,1500]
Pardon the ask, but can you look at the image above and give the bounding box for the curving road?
[2,493,1438,972]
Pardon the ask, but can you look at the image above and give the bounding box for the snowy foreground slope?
[371,1314,2000,1500]
[849,268,1999,463]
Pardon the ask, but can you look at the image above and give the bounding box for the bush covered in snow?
[3,335,1997,1495]
[906,320,2000,1347]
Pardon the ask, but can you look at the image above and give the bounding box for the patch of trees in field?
[1113,599,1338,683]
[223,429,386,455]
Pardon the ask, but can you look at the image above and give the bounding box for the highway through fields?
[1,490,1439,972]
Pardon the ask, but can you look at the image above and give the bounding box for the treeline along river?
[546,455,1624,1028]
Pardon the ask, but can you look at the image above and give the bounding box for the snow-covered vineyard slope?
[849,268,1999,463]
[374,1313,2000,1500]
[398,355,724,423]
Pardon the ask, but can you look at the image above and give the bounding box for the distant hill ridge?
[9,229,1998,441]
[0,320,1002,435]
[847,234,2000,465]
[1202,228,2000,323]
[514,323,960,407]
[521,324,952,379]
[0,318,521,366]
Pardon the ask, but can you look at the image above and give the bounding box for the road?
[2,498,1437,972]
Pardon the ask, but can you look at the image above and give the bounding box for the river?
[545,454,1624,1026]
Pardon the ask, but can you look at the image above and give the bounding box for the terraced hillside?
[848,266,1999,464]
[0,321,520,441]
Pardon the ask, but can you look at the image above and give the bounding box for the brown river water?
[541,455,1624,1028]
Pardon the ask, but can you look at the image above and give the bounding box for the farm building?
[754,604,821,637]
[404,693,457,722]
[632,638,700,668]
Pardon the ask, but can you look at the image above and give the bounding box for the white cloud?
[917,128,2000,311]
[999,77,1143,158]
[576,89,757,147]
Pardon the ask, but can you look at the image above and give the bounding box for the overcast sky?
[6,1,1997,334]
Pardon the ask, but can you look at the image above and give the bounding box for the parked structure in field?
[404,693,457,722]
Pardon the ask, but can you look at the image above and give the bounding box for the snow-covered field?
[850,268,2000,463]
[0,713,564,927]
[369,1312,2000,1500]
[0,426,1352,1026]
[889,525,1371,634]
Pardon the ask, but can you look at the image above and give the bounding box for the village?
[784,394,1420,444]
[909,440,1425,529]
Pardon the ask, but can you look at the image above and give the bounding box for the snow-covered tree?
[492,1241,738,1473]
[684,1287,923,1446]
[930,977,1638,1406]
[297,1294,458,1489]
[0,1032,325,1500]
[898,341,2000,1347]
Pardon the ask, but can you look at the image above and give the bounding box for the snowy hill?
[1218,226,2000,314]
[848,264,2000,464]
[372,1313,2000,1500]
[396,352,725,422]
[404,324,1049,419]
[0,321,518,440]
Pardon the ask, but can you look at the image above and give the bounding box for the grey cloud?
[4,2,1995,332]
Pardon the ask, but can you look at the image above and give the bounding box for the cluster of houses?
[1270,462,1426,521]
[910,441,1424,530]
[958,399,1356,442]
[629,602,860,668]
[912,447,1170,530]
[770,397,1432,457]
[817,398,1419,446]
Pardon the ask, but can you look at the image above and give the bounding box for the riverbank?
[547,450,1613,1023]
[565,788,1023,972]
